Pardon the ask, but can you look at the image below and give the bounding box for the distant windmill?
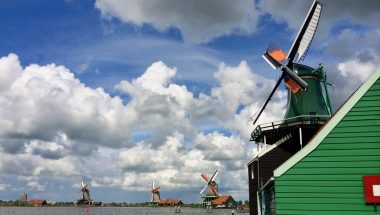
[81,181,90,201]
[200,170,219,196]
[150,181,161,204]
[200,170,220,207]
[77,181,91,206]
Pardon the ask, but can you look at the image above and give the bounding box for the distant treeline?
[0,200,249,207]
[0,200,75,207]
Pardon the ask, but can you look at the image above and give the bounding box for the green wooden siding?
[275,77,380,214]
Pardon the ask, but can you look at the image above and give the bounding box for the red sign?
[363,175,380,203]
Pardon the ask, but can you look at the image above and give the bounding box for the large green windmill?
[248,2,333,214]
[252,0,332,126]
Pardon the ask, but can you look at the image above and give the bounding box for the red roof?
[211,195,231,205]
[27,199,47,205]
[159,199,182,204]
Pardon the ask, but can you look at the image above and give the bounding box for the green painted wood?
[280,174,364,181]
[318,143,380,150]
[337,119,380,127]
[364,90,380,96]
[276,179,362,187]
[323,137,380,144]
[354,100,380,107]
[275,72,380,215]
[276,197,363,204]
[340,114,380,120]
[328,131,380,137]
[276,210,377,215]
[275,192,363,198]
[346,110,380,116]
[290,160,380,168]
[304,156,380,162]
[308,149,380,156]
[278,203,375,211]
[333,126,380,133]
[361,97,380,102]
[285,167,380,175]
[277,185,364,193]
[351,106,380,112]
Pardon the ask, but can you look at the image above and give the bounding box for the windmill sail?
[150,181,160,203]
[80,181,90,201]
[263,47,308,92]
[253,1,322,125]
[200,170,219,196]
[287,0,322,63]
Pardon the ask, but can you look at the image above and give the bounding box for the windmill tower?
[149,181,160,206]
[200,170,219,207]
[77,181,91,206]
[247,1,331,215]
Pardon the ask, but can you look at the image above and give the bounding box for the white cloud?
[0,54,23,91]
[27,181,46,191]
[0,183,9,191]
[0,152,77,177]
[106,60,285,194]
[0,54,137,151]
[212,61,275,112]
[95,0,259,43]
[320,28,380,108]
[259,0,380,40]
[94,131,250,193]
[115,61,193,109]
[0,53,287,201]
[338,59,376,82]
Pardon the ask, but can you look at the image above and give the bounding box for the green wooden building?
[273,67,380,214]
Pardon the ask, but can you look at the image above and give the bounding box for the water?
[0,207,249,215]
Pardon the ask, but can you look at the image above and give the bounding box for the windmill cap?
[292,63,324,78]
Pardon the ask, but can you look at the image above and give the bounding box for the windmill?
[76,181,102,207]
[200,170,219,207]
[77,181,91,206]
[252,0,331,127]
[248,1,332,214]
[200,170,219,196]
[150,181,160,205]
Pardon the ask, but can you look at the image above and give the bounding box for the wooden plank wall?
[275,79,380,215]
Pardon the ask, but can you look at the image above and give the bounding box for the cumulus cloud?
[0,183,9,191]
[0,53,286,201]
[106,60,285,193]
[0,54,23,91]
[259,0,380,40]
[96,131,250,193]
[95,0,259,43]
[0,152,76,178]
[324,28,380,62]
[320,28,380,108]
[0,54,137,152]
[27,181,46,191]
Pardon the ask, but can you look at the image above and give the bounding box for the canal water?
[0,207,249,215]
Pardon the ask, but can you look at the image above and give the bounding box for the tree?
[244,200,249,206]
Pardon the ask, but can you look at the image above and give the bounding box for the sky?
[0,0,379,203]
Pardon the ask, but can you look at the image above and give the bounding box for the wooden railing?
[251,115,331,141]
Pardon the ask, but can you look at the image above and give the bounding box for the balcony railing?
[251,115,331,141]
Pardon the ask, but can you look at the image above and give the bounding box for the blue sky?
[0,0,379,203]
